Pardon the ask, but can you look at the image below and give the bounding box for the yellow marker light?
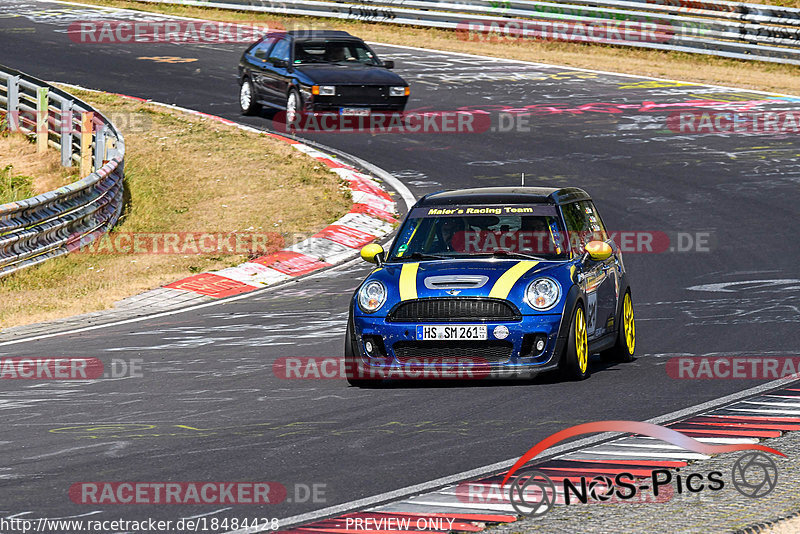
[404,87,410,96]
[311,85,320,95]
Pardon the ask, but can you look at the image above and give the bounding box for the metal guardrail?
[139,0,800,64]
[0,65,125,278]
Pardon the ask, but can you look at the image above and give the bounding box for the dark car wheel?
[345,319,380,387]
[239,77,259,115]
[286,88,304,125]
[559,304,590,381]
[601,291,636,363]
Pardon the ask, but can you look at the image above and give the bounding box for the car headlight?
[313,85,336,96]
[390,86,409,97]
[358,281,387,313]
[525,277,561,311]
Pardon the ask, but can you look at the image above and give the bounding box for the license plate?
[416,325,488,341]
[340,107,371,116]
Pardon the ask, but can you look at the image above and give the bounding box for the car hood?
[358,258,576,316]
[295,64,406,85]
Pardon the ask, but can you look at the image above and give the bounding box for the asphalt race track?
[0,0,799,527]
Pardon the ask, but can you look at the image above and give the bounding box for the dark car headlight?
[358,281,387,313]
[390,86,409,97]
[525,277,561,311]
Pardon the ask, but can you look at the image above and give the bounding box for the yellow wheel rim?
[575,307,588,373]
[623,293,635,355]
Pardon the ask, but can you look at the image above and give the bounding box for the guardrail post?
[60,100,74,167]
[80,111,94,176]
[7,75,20,132]
[94,124,106,170]
[36,86,49,153]
[106,137,119,161]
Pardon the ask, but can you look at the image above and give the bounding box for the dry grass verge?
[0,133,78,203]
[0,89,350,329]
[69,0,800,95]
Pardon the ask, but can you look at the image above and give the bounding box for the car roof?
[415,187,591,207]
[286,30,357,41]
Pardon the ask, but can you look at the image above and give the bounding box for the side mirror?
[360,243,385,265]
[583,241,613,262]
[383,60,395,69]
[272,59,289,68]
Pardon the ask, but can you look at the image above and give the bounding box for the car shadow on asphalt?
[350,355,634,389]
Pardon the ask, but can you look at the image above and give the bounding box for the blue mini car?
[345,187,635,385]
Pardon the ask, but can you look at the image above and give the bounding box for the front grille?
[393,341,513,364]
[387,298,521,322]
[335,85,387,105]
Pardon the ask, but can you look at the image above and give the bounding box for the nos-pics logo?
[501,420,782,517]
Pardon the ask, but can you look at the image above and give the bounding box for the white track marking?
[567,450,711,459]
[740,400,800,407]
[728,408,800,415]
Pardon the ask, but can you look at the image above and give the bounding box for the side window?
[583,201,608,241]
[353,45,376,64]
[251,37,277,60]
[269,39,291,63]
[561,202,593,254]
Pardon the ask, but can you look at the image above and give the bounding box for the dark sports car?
[238,30,409,121]
[346,187,636,386]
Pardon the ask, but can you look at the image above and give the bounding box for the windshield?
[294,40,380,66]
[388,204,570,261]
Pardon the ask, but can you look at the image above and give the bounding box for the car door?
[246,36,278,102]
[562,201,615,339]
[582,201,617,337]
[263,38,292,105]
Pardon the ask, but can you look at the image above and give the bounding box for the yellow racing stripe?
[399,263,420,300]
[489,261,540,299]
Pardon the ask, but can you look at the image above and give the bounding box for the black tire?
[344,319,380,387]
[239,77,259,115]
[559,303,590,381]
[285,88,304,126]
[601,290,636,363]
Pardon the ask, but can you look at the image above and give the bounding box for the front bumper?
[351,314,563,379]
[304,94,408,113]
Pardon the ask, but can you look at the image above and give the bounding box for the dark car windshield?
[388,204,571,262]
[294,40,380,66]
